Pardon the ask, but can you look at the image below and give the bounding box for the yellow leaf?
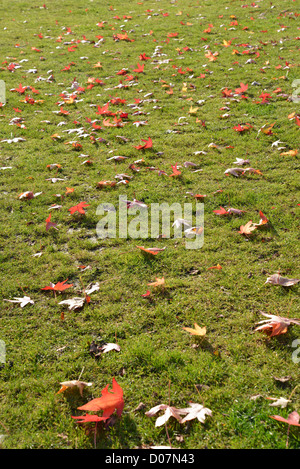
[183,323,206,337]
[189,106,198,114]
[147,277,165,287]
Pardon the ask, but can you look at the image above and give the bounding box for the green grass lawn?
[0,0,299,449]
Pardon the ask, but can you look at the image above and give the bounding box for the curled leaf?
[57,380,93,396]
[265,273,300,287]
[254,312,300,337]
[270,411,300,427]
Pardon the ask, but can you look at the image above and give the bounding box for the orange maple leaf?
[41,279,73,292]
[65,187,74,195]
[169,163,181,177]
[134,137,153,150]
[76,378,124,419]
[68,201,90,215]
[133,62,144,73]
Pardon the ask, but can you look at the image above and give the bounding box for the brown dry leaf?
[265,273,300,287]
[224,167,245,177]
[145,404,184,427]
[273,376,292,383]
[227,208,246,216]
[145,402,212,427]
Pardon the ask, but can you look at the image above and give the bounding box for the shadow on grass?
[74,413,141,449]
[189,337,221,358]
[261,330,300,353]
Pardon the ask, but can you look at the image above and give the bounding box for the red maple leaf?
[117,68,128,75]
[213,206,228,216]
[169,163,181,177]
[30,86,40,94]
[259,92,272,103]
[45,213,58,231]
[233,123,252,132]
[41,279,73,292]
[68,201,90,215]
[76,378,124,419]
[235,82,248,94]
[142,290,151,298]
[134,137,153,150]
[59,107,69,115]
[221,88,233,97]
[96,103,113,115]
[133,62,144,73]
[139,53,151,61]
[72,414,108,423]
[12,83,27,94]
[92,122,102,130]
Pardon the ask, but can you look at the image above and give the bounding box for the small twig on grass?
[77,366,85,381]
[194,384,206,407]
[165,421,172,448]
[288,384,299,401]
